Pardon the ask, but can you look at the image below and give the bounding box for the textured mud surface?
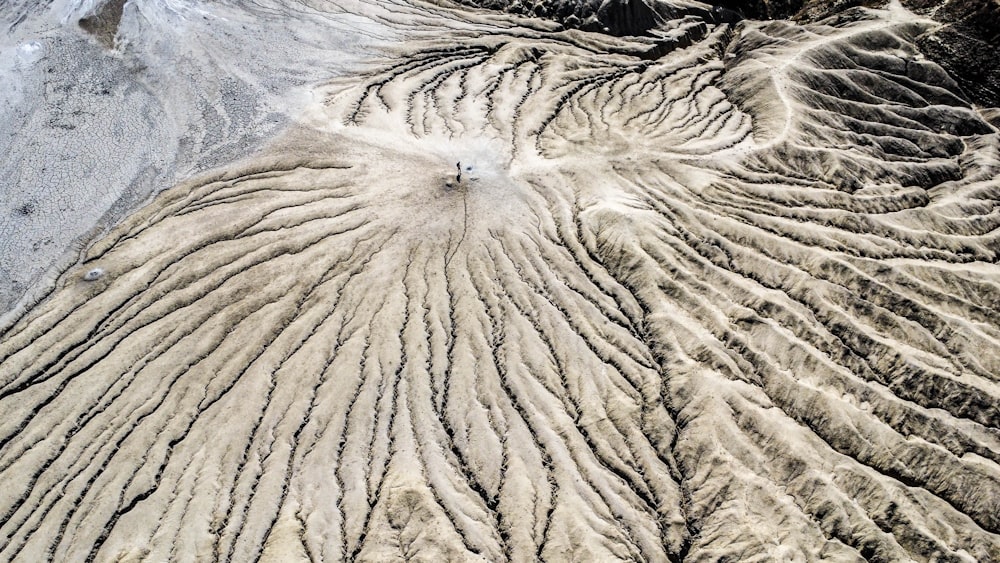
[1,0,999,561]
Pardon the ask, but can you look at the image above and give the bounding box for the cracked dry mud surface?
[2,0,1000,561]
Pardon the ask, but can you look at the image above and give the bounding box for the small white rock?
[83,268,104,281]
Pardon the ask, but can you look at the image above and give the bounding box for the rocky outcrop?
[77,0,127,48]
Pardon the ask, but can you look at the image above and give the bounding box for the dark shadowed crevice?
[78,0,127,48]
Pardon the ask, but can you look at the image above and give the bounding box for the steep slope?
[1,0,999,561]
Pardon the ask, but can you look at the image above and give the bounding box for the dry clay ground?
[2,0,1000,561]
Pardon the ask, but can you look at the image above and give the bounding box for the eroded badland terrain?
[2,0,1000,561]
